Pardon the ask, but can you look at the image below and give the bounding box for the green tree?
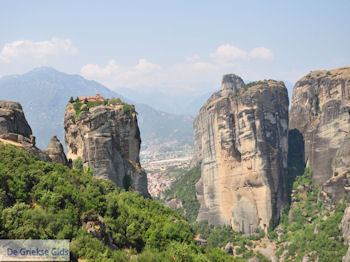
[73,157,83,171]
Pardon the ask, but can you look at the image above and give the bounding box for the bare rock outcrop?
[0,101,32,138]
[64,102,150,198]
[289,66,350,202]
[193,74,289,234]
[0,100,50,161]
[45,136,68,166]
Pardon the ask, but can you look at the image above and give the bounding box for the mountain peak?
[221,74,245,91]
[31,66,59,73]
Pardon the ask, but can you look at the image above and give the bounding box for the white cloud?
[211,44,248,61]
[80,60,119,78]
[0,37,77,63]
[136,58,160,72]
[80,58,160,87]
[210,44,274,63]
[80,43,275,94]
[250,47,274,60]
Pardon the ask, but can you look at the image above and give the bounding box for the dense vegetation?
[193,222,268,260]
[162,166,201,223]
[70,96,136,119]
[274,167,347,261]
[0,143,238,261]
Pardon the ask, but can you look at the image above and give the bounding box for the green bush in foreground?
[0,143,238,261]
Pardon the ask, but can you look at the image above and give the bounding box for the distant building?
[79,93,104,103]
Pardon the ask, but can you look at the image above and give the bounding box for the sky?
[0,0,349,97]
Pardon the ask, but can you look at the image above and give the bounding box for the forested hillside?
[0,142,238,261]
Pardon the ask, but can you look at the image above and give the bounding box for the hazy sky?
[1,0,349,95]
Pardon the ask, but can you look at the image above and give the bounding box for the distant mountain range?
[115,87,213,117]
[0,67,194,150]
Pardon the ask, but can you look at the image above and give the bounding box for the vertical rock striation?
[193,75,289,234]
[64,102,150,198]
[289,66,350,204]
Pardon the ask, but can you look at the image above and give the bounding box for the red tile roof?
[78,93,104,102]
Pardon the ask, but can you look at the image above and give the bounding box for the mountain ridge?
[0,67,194,151]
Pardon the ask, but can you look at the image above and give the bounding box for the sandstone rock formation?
[64,102,150,198]
[289,66,350,202]
[45,136,68,166]
[0,101,32,138]
[193,74,289,234]
[0,100,51,161]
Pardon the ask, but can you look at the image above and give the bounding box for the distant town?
[141,147,193,197]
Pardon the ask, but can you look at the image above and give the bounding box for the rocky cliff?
[289,66,350,203]
[64,102,150,198]
[0,101,32,138]
[193,75,289,234]
[0,100,51,161]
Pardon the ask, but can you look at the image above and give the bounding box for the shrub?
[123,104,132,115]
[73,157,83,171]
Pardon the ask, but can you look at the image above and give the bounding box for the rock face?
[45,136,68,166]
[193,74,289,234]
[0,100,51,161]
[64,103,150,198]
[0,101,32,138]
[289,66,350,202]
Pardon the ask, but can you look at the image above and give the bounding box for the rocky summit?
[289,66,350,204]
[64,101,151,198]
[193,74,289,234]
[45,135,69,166]
[0,100,51,161]
[0,100,32,138]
